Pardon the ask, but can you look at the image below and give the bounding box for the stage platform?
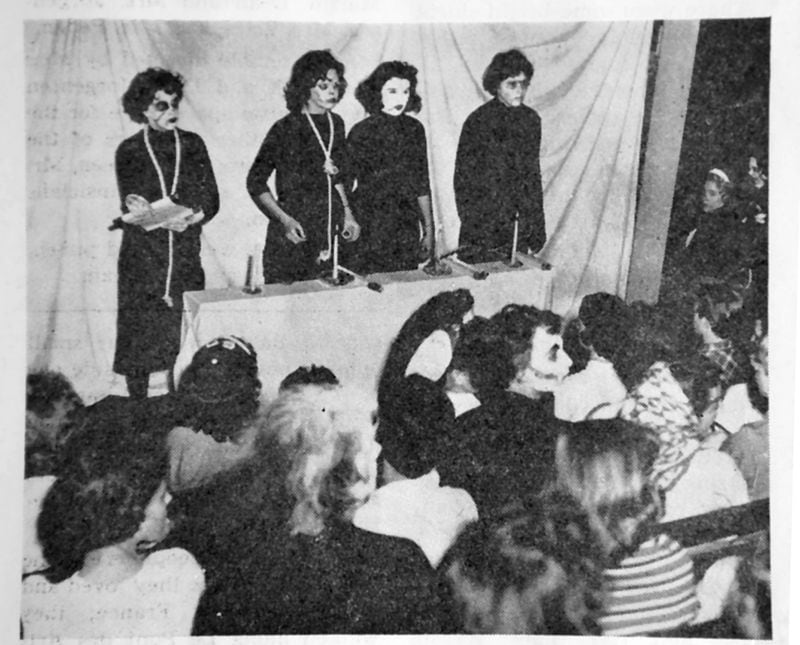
[175,256,554,399]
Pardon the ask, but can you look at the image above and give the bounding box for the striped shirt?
[599,534,699,636]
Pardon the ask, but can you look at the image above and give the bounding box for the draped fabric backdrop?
[26,20,652,402]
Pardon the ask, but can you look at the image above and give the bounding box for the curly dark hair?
[36,408,168,583]
[444,491,606,635]
[578,292,631,364]
[355,60,422,115]
[26,370,83,418]
[490,304,562,375]
[284,50,347,113]
[121,67,184,124]
[450,316,516,397]
[482,49,534,96]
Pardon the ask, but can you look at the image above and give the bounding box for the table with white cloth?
[176,257,554,399]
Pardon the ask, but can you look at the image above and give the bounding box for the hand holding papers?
[119,194,205,232]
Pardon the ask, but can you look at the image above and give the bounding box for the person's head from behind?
[284,49,347,114]
[279,364,339,392]
[482,49,534,108]
[177,335,261,442]
[356,60,422,117]
[555,419,661,557]
[26,370,84,452]
[702,168,733,213]
[122,67,184,131]
[262,384,379,536]
[491,304,571,398]
[447,316,516,398]
[37,408,171,583]
[577,292,631,364]
[444,491,605,634]
[379,374,455,480]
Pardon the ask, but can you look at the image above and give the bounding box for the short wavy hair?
[490,304,562,375]
[355,60,422,115]
[284,50,347,113]
[444,491,606,635]
[121,67,184,124]
[482,49,534,96]
[262,385,377,536]
[450,316,516,396]
[554,419,661,558]
[36,408,168,583]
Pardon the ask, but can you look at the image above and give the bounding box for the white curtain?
[26,20,652,401]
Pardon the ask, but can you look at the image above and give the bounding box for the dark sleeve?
[115,138,140,214]
[349,536,456,634]
[344,120,368,194]
[453,111,482,221]
[246,121,281,201]
[181,133,220,225]
[410,119,431,198]
[524,111,545,250]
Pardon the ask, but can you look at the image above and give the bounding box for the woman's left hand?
[342,214,361,242]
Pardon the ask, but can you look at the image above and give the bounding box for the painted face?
[142,90,180,132]
[381,77,411,116]
[496,73,530,108]
[748,156,767,189]
[514,326,572,395]
[702,180,725,213]
[134,480,173,548]
[307,69,342,114]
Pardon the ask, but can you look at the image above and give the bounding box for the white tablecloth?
[176,257,554,400]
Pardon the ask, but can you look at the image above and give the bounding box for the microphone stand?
[505,213,523,268]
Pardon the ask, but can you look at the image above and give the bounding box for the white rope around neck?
[304,111,336,262]
[143,125,181,307]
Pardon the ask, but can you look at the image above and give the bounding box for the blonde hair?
[555,420,661,557]
[263,385,377,536]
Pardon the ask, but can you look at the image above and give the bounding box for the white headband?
[709,168,731,184]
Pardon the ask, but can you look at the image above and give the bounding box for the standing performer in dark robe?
[247,50,360,284]
[454,49,546,263]
[114,68,219,399]
[346,60,434,273]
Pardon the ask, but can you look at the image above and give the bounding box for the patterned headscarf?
[619,362,700,492]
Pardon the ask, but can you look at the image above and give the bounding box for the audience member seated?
[353,375,477,567]
[167,335,262,492]
[184,384,452,635]
[442,490,606,635]
[692,280,750,391]
[555,292,629,421]
[21,408,204,638]
[620,361,749,624]
[377,288,475,474]
[722,322,769,500]
[682,167,753,284]
[438,310,568,516]
[621,361,749,523]
[23,371,85,574]
[554,419,699,636]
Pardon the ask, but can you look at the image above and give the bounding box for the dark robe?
[683,205,755,282]
[437,390,561,517]
[346,112,430,272]
[247,111,350,283]
[453,98,546,261]
[114,128,219,376]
